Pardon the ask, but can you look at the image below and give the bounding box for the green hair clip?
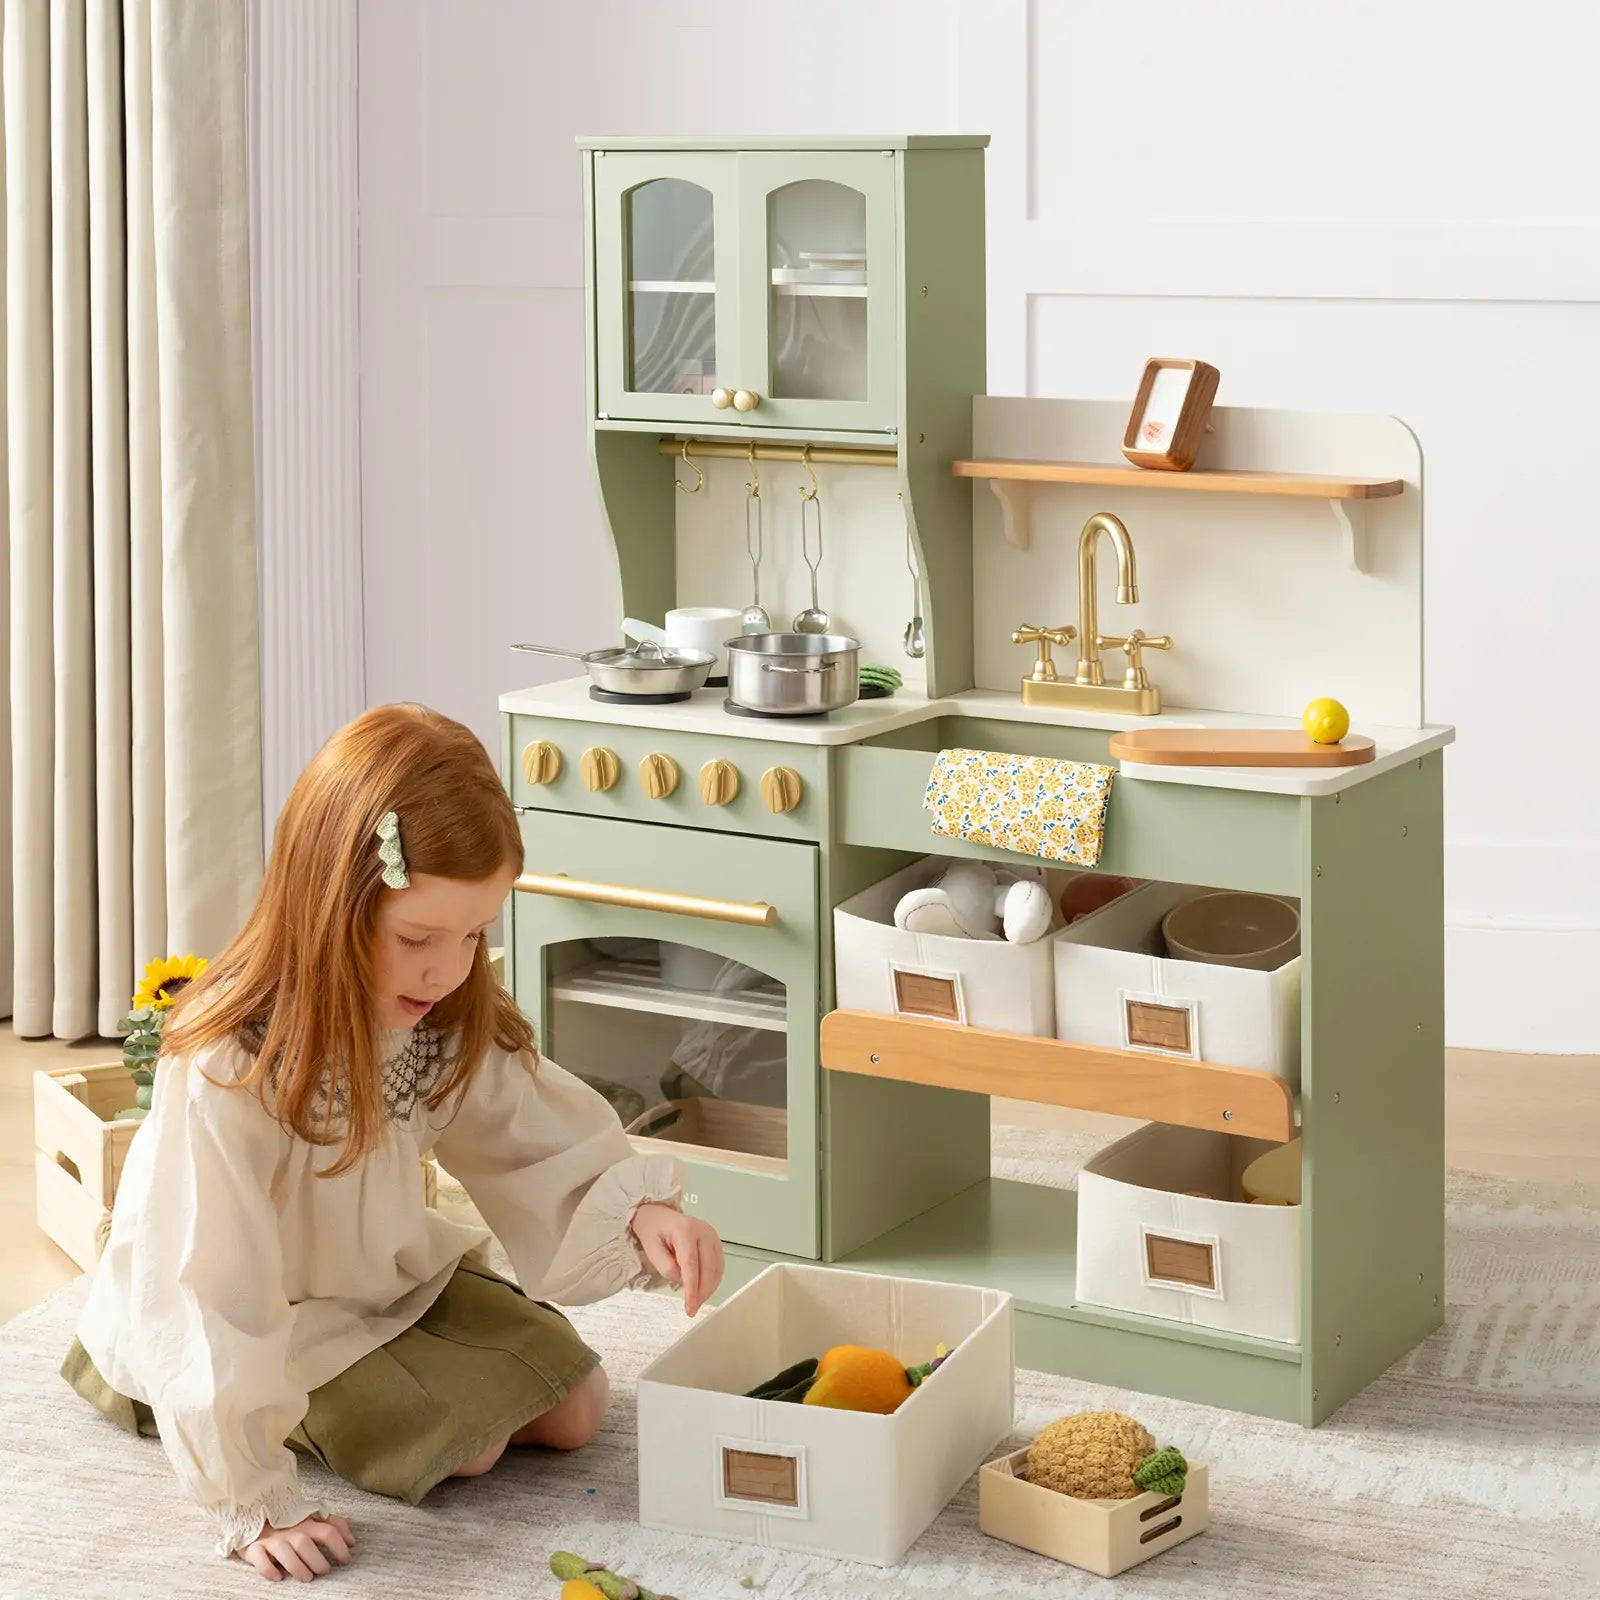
[375,811,409,890]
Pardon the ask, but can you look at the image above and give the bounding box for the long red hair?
[164,703,535,1171]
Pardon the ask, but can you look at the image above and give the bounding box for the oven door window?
[547,937,788,1176]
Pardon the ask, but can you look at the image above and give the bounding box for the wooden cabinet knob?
[732,388,760,413]
[760,765,803,814]
[710,387,733,410]
[580,746,621,793]
[698,758,741,806]
[520,739,562,786]
[638,752,680,799]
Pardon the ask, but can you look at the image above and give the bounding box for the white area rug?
[3,1128,1598,1599]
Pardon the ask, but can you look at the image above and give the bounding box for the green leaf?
[123,1038,160,1065]
[135,1083,153,1110]
[128,1006,154,1024]
[112,1107,147,1122]
[130,1067,155,1087]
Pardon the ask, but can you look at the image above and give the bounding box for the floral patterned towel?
[922,748,1115,867]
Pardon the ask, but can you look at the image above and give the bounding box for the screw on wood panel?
[870,1053,880,1064]
[918,432,926,444]
[1432,1295,1439,1306]
[1315,865,1323,877]
[1334,793,1341,804]
[1401,825,1409,837]
[1417,1272,1424,1282]
[1222,1110,1233,1121]
[921,285,929,296]
[1333,1092,1340,1103]
[1313,1389,1319,1402]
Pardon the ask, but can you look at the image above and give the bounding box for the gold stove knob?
[580,746,621,793]
[761,766,803,814]
[520,739,562,786]
[638,752,680,799]
[698,758,741,806]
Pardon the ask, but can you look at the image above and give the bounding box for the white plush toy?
[893,860,1054,944]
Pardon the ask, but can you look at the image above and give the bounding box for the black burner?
[588,685,692,706]
[722,698,831,721]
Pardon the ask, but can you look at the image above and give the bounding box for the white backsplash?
[673,457,929,690]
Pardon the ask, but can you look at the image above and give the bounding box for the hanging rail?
[655,437,897,468]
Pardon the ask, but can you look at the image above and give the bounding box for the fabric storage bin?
[834,857,1060,1035]
[637,1262,1015,1566]
[1053,880,1301,1088]
[1076,1123,1301,1344]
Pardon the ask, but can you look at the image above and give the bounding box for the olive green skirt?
[62,1257,600,1505]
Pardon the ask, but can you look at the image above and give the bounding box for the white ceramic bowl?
[1161,892,1300,971]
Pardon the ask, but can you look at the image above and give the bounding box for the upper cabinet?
[585,137,984,440]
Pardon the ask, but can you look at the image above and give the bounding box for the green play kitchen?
[499,134,1452,1446]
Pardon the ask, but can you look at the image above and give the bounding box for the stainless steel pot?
[725,632,860,716]
[511,638,714,697]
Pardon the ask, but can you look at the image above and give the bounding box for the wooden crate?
[33,1062,142,1272]
[979,1448,1207,1577]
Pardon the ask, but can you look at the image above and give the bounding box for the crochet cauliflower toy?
[1026,1410,1188,1500]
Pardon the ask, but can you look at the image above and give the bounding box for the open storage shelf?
[836,1176,1299,1364]
[820,1010,1296,1143]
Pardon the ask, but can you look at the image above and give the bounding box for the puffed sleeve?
[77,1046,327,1558]
[428,1048,683,1304]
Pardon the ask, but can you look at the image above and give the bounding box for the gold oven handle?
[514,872,778,929]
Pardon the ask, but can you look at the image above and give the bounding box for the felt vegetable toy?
[1026,1411,1188,1500]
[551,1552,678,1600]
[801,1341,951,1414]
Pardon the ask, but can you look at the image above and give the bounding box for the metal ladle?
[793,452,830,633]
[740,447,770,633]
[903,530,926,659]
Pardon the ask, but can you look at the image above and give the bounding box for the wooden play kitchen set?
[499,132,1450,1567]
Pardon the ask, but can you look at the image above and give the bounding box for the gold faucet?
[1014,512,1172,715]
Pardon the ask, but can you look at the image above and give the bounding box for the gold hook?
[676,438,704,495]
[745,440,760,498]
[799,442,819,502]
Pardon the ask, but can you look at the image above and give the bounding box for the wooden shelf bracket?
[988,477,1031,549]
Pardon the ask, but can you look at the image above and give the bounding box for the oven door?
[510,808,819,1259]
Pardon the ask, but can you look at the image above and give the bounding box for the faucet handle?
[1012,623,1076,683]
[1097,628,1172,692]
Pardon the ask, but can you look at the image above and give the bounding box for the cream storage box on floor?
[1053,881,1302,1086]
[833,858,1060,1035]
[1076,1124,1302,1344]
[636,1263,1015,1566]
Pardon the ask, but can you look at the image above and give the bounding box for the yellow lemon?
[1302,697,1350,745]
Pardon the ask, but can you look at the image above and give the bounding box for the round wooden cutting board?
[1109,729,1378,768]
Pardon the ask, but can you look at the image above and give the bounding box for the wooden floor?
[5,1026,1595,1323]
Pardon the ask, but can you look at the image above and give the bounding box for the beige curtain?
[3,0,261,1040]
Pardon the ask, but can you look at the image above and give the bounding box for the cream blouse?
[75,1026,682,1559]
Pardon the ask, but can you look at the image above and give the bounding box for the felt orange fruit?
[804,1346,912,1414]
[560,1583,608,1600]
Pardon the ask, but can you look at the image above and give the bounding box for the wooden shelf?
[820,1010,1296,1143]
[951,457,1404,571]
[551,955,787,1032]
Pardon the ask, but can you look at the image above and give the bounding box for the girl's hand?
[631,1203,725,1316]
[241,1515,355,1583]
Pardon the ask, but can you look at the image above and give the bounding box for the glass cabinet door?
[510,810,819,1259]
[593,153,741,425]
[737,152,899,433]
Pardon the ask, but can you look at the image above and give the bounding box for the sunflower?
[133,953,209,1012]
